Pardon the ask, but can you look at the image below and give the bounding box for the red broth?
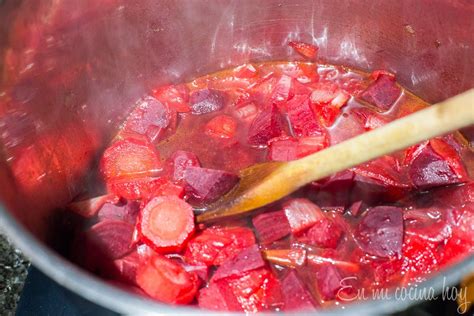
[68,43,474,312]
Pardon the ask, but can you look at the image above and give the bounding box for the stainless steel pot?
[0,0,473,314]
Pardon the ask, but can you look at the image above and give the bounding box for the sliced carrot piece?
[100,137,161,180]
[205,115,237,139]
[139,196,194,253]
[136,254,199,304]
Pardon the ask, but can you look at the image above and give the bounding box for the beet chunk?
[360,74,401,110]
[281,271,317,311]
[98,201,139,224]
[316,264,345,300]
[252,210,291,243]
[212,245,265,281]
[247,104,283,146]
[123,96,173,141]
[305,217,344,249]
[283,198,324,234]
[167,150,201,182]
[86,219,134,260]
[184,166,239,204]
[190,89,227,115]
[354,206,403,258]
[287,94,324,137]
[409,144,461,190]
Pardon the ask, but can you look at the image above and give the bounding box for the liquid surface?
[68,54,474,312]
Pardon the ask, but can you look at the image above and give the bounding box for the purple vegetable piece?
[281,271,317,311]
[252,211,291,244]
[316,264,345,300]
[360,75,401,110]
[184,166,239,204]
[409,145,460,190]
[190,89,227,115]
[98,201,140,224]
[86,219,134,260]
[247,104,283,146]
[167,150,201,182]
[354,206,403,258]
[212,245,265,281]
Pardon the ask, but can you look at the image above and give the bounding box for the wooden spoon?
[197,89,474,223]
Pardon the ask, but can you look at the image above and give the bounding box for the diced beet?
[283,198,324,234]
[305,217,344,249]
[429,138,468,180]
[98,200,139,225]
[68,194,113,218]
[183,166,239,204]
[315,264,345,300]
[136,254,199,304]
[198,282,230,311]
[205,115,237,139]
[247,104,283,146]
[189,89,227,115]
[100,137,161,181]
[86,219,134,260]
[212,245,265,281]
[139,196,194,253]
[107,176,166,200]
[288,41,319,60]
[354,206,403,258]
[360,74,401,110]
[184,226,256,266]
[267,136,298,161]
[123,96,173,141]
[113,251,140,284]
[287,95,324,137]
[215,268,282,312]
[252,210,291,243]
[152,84,190,113]
[166,150,201,182]
[409,144,461,189]
[281,271,317,311]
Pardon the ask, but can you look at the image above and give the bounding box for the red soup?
[68,42,474,312]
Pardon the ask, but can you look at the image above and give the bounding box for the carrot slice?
[100,137,161,180]
[139,196,194,253]
[136,254,199,304]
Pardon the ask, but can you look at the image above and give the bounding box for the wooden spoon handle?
[283,89,474,186]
